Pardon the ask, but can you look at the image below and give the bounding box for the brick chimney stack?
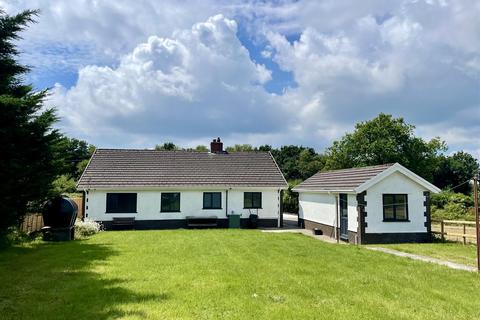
[210,137,224,153]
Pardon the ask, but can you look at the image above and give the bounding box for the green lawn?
[376,241,478,267]
[1,230,479,320]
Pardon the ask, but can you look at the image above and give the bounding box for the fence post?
[463,223,467,245]
[441,220,445,241]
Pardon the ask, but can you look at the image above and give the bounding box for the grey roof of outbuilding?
[293,164,394,192]
[77,149,288,189]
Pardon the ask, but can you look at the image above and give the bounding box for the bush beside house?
[431,191,475,221]
[74,219,103,239]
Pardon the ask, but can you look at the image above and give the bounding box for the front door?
[339,194,348,240]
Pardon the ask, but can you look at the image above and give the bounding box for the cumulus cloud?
[3,0,235,80]
[267,27,409,94]
[5,0,480,157]
[51,15,285,145]
[260,0,480,156]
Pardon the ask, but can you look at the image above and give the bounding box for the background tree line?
[155,114,479,214]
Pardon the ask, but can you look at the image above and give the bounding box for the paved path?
[270,213,477,272]
[267,228,475,271]
[282,213,299,229]
[366,246,477,272]
[267,215,476,272]
[262,228,343,244]
[262,214,344,244]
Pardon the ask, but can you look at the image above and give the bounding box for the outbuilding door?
[339,194,348,240]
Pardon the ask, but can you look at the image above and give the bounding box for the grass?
[376,241,478,267]
[0,230,479,320]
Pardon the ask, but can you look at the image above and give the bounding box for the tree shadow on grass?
[0,240,168,319]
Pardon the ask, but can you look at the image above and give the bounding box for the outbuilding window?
[383,194,409,221]
[244,192,262,209]
[203,192,222,209]
[106,193,137,213]
[161,193,181,212]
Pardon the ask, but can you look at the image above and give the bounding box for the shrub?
[432,206,475,221]
[283,179,301,214]
[431,191,475,221]
[431,191,473,208]
[52,175,77,194]
[74,219,103,239]
[0,227,40,249]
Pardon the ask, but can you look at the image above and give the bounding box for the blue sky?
[236,26,298,94]
[28,12,300,94]
[3,0,480,158]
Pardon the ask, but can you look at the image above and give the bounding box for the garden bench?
[186,216,218,228]
[112,217,136,229]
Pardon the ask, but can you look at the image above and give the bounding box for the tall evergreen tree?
[0,9,63,240]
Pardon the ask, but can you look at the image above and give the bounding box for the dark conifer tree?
[0,9,63,240]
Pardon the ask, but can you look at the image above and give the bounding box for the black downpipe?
[225,189,228,217]
[279,189,284,228]
[82,190,86,221]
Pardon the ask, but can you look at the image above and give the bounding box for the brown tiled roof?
[77,149,287,189]
[293,164,394,191]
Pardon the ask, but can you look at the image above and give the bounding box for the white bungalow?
[77,138,288,229]
[293,163,441,244]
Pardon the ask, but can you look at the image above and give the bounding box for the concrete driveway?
[283,213,299,229]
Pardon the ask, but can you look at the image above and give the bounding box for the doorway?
[339,194,348,240]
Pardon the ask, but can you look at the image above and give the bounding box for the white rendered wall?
[298,192,358,232]
[298,192,336,226]
[227,190,279,219]
[365,171,427,233]
[84,188,280,221]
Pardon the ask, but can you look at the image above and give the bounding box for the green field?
[1,230,479,319]
[376,241,478,267]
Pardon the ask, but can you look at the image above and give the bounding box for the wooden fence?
[432,220,477,244]
[20,197,84,233]
[20,213,44,233]
[72,197,84,220]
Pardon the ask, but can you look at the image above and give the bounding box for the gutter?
[292,188,356,193]
[78,185,287,191]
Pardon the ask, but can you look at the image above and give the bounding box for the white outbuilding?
[293,163,441,244]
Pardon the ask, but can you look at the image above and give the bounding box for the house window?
[106,193,137,213]
[244,192,262,209]
[161,193,180,212]
[383,194,409,221]
[203,192,222,209]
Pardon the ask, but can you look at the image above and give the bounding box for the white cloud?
[260,1,480,154]
[51,15,286,146]
[271,34,415,109]
[380,17,422,47]
[5,0,480,156]
[417,124,480,159]
[261,49,272,58]
[6,0,236,77]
